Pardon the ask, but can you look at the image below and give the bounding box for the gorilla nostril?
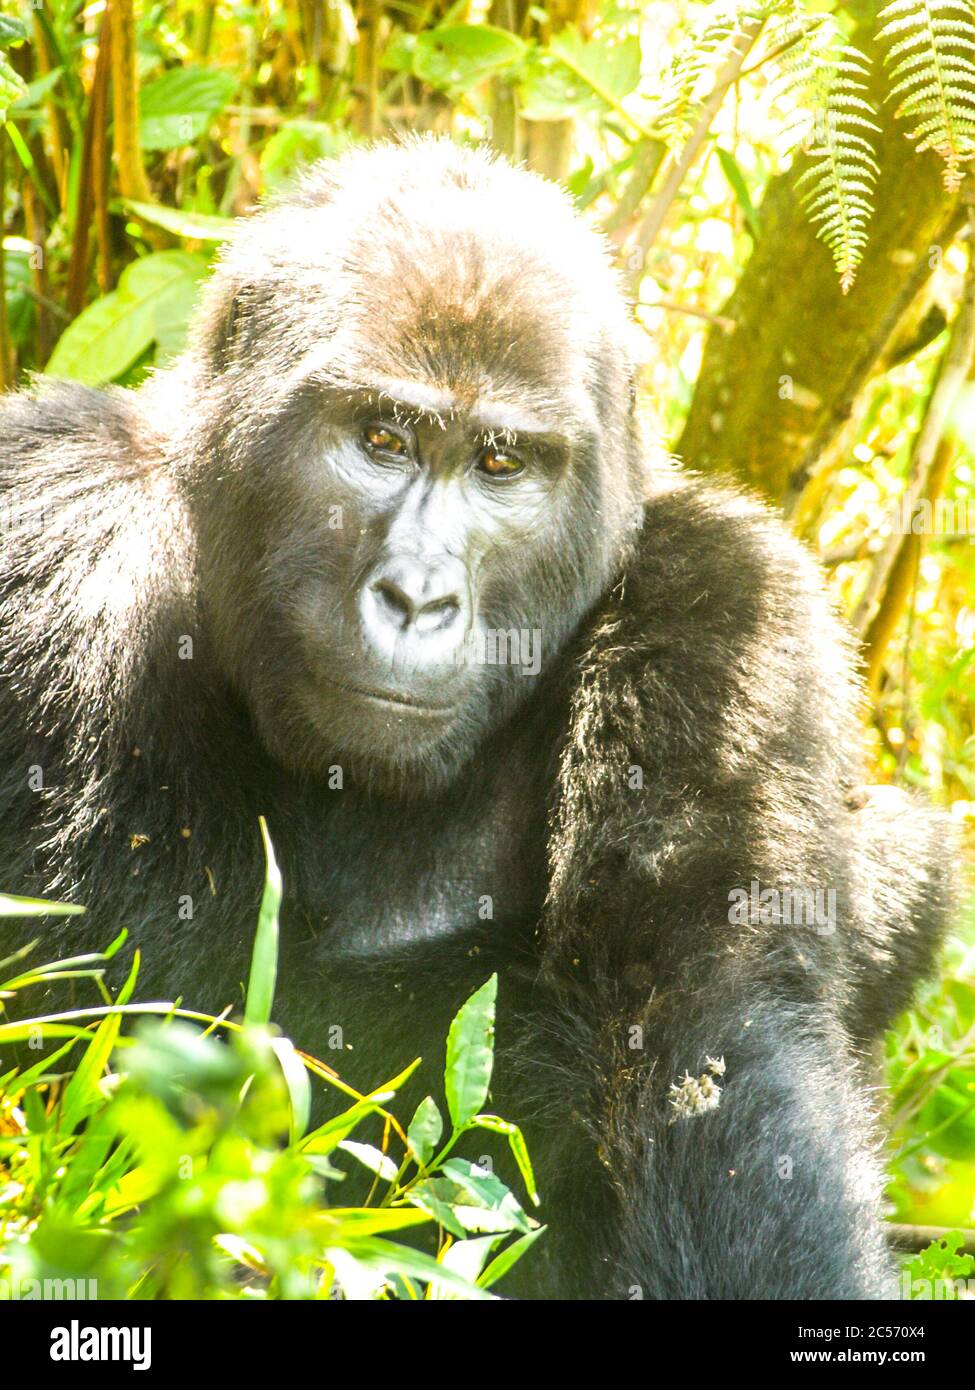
[415,595,461,634]
[372,577,415,628]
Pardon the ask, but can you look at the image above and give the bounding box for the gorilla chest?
[292,753,552,955]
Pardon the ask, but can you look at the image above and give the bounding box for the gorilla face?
[178,139,645,791]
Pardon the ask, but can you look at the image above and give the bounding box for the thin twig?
[624,16,765,294]
[637,298,736,333]
[887,1223,975,1256]
[852,225,975,635]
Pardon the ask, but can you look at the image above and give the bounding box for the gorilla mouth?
[322,673,457,716]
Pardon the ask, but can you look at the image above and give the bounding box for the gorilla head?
[168,138,646,790]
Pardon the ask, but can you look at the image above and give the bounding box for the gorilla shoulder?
[0,380,154,491]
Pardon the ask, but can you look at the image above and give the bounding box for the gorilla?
[0,136,957,1300]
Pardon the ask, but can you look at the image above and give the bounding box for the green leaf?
[329,1236,494,1299]
[270,1035,311,1144]
[0,892,85,917]
[301,1101,386,1156]
[413,25,526,94]
[471,1113,539,1205]
[406,1095,443,1167]
[444,974,497,1130]
[0,16,28,48]
[244,817,282,1028]
[521,27,641,120]
[337,1140,399,1182]
[518,50,602,121]
[478,1225,547,1289]
[878,0,975,191]
[440,1157,535,1234]
[59,961,135,1133]
[405,1177,467,1238]
[139,66,237,151]
[429,1235,501,1298]
[715,146,761,242]
[2,240,35,346]
[259,121,348,192]
[321,1208,431,1237]
[0,1022,99,1045]
[45,251,207,385]
[119,199,233,242]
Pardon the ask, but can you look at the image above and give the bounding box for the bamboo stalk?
[22,181,53,364]
[862,437,956,697]
[109,0,150,202]
[66,17,112,316]
[354,0,381,139]
[0,130,11,390]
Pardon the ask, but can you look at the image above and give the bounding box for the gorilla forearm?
[616,1007,895,1300]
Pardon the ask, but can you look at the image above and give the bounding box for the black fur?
[0,137,957,1299]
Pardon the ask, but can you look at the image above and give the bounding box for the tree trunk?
[675,19,962,510]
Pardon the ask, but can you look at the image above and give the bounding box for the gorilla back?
[0,137,957,1299]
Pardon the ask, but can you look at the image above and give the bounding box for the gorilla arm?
[520,477,955,1299]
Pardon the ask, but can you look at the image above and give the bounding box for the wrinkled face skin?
[180,141,644,793]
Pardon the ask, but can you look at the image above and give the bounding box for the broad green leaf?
[139,66,236,151]
[406,1095,443,1167]
[260,121,348,191]
[518,50,602,121]
[0,15,27,114]
[120,198,233,242]
[406,1177,467,1238]
[521,27,640,119]
[440,1157,535,1234]
[0,16,28,48]
[549,29,642,103]
[152,267,203,361]
[337,1140,399,1182]
[444,974,497,1129]
[2,241,34,346]
[46,251,207,385]
[429,1234,500,1298]
[413,25,526,94]
[244,817,282,1028]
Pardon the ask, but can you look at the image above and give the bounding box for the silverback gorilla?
[0,137,958,1300]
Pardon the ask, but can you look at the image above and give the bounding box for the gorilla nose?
[360,555,468,663]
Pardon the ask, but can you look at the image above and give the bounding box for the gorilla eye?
[477,445,524,479]
[363,423,409,457]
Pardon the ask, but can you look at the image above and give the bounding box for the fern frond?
[773,10,880,292]
[646,2,753,150]
[877,0,975,190]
